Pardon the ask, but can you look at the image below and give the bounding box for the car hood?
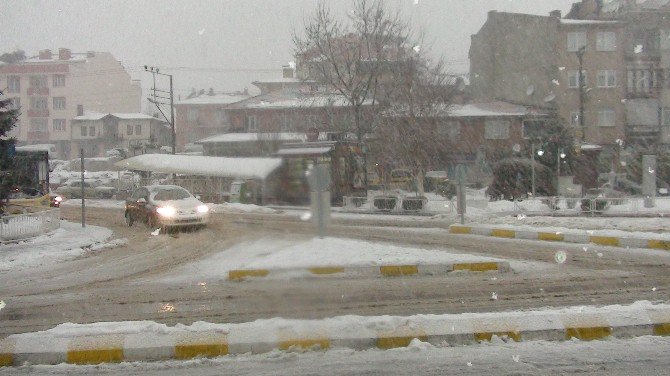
[153,197,205,209]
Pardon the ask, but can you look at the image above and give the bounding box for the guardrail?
[0,208,60,242]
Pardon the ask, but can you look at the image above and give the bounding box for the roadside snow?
[0,221,117,272]
[61,199,126,209]
[208,202,278,214]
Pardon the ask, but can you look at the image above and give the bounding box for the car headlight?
[197,204,209,213]
[54,196,63,202]
[156,206,176,217]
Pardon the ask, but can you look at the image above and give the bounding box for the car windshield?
[152,187,191,201]
[3,1,670,374]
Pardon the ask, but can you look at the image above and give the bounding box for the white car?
[124,185,209,230]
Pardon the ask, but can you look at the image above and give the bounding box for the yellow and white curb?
[1,302,669,366]
[450,225,670,251]
[227,262,511,281]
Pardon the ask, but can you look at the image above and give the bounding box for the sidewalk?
[1,301,668,366]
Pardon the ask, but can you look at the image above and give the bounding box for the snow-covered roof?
[560,19,620,25]
[276,146,333,156]
[72,111,164,122]
[197,132,310,144]
[115,154,282,180]
[15,144,55,153]
[384,101,548,118]
[23,55,88,63]
[176,93,250,105]
[228,88,371,110]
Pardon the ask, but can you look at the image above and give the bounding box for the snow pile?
[61,199,126,209]
[207,202,278,214]
[0,221,115,272]
[148,237,506,283]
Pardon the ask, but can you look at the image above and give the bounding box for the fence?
[512,196,670,216]
[0,208,60,242]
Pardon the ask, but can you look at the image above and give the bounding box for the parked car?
[55,180,117,199]
[124,185,210,230]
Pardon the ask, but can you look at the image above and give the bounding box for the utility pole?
[576,46,586,143]
[144,66,176,155]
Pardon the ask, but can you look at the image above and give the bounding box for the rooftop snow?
[228,88,370,110]
[197,132,310,144]
[72,111,163,122]
[276,146,333,156]
[560,19,620,25]
[385,101,548,118]
[115,154,282,180]
[175,93,250,105]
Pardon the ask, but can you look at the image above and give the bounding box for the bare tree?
[293,0,416,188]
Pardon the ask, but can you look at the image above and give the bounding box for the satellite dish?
[526,85,535,96]
[544,93,556,102]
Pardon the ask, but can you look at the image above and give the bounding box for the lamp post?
[144,66,176,155]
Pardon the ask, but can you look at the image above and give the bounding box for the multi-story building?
[70,111,170,158]
[470,0,670,152]
[174,90,250,150]
[0,48,141,158]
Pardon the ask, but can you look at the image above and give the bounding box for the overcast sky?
[2,0,575,100]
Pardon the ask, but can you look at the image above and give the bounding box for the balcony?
[27,109,50,117]
[27,87,49,96]
[27,131,50,141]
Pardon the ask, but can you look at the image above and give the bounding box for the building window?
[568,70,587,88]
[53,74,66,87]
[187,108,198,122]
[10,97,20,110]
[81,125,88,137]
[30,118,48,132]
[7,76,20,93]
[484,120,510,140]
[567,31,587,52]
[570,111,582,127]
[596,32,616,51]
[53,97,66,110]
[89,126,96,137]
[597,109,616,127]
[135,124,142,135]
[438,120,460,140]
[30,75,48,88]
[627,69,656,94]
[127,124,133,135]
[246,115,258,132]
[215,109,229,125]
[662,108,670,126]
[280,114,292,132]
[597,70,617,88]
[522,120,546,139]
[30,97,48,110]
[53,119,66,132]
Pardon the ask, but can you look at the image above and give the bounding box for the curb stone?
[1,304,669,366]
[449,225,670,251]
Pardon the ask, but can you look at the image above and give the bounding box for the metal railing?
[513,196,670,216]
[0,208,60,242]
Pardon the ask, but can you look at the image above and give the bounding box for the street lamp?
[144,66,176,155]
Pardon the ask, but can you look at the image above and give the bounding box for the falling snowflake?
[467,362,473,367]
[552,79,560,85]
[413,45,421,53]
[491,292,498,300]
[517,214,527,220]
[649,168,655,174]
[151,228,161,236]
[0,300,5,312]
[300,212,312,221]
[652,287,657,292]
[554,251,567,264]
[558,66,566,71]
[634,44,644,53]
[583,246,589,252]
[198,28,206,35]
[513,355,520,363]
[597,252,603,258]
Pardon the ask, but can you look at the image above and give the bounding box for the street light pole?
[576,46,586,143]
[531,143,536,197]
[144,66,176,155]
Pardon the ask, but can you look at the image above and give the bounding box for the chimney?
[58,48,71,60]
[550,10,562,19]
[282,65,295,79]
[38,49,53,60]
[77,105,84,117]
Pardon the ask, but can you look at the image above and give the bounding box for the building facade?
[71,112,170,158]
[470,1,670,152]
[0,48,142,158]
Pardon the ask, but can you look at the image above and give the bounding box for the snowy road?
[5,336,670,375]
[1,207,669,340]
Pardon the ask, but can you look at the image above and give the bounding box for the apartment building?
[0,48,141,158]
[470,0,670,152]
[174,91,251,150]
